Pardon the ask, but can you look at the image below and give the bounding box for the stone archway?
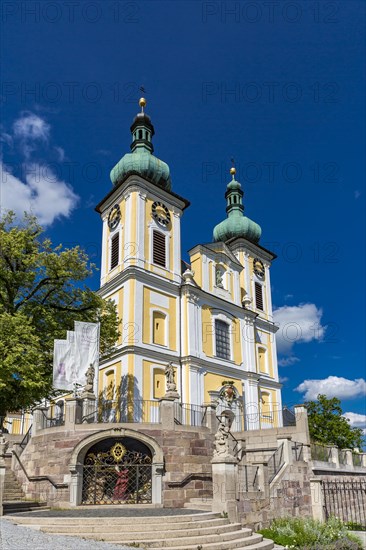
[69,428,164,507]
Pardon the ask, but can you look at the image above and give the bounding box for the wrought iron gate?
[322,479,366,529]
[81,438,152,505]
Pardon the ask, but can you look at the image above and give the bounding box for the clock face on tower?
[108,204,121,230]
[151,201,171,227]
[253,258,265,279]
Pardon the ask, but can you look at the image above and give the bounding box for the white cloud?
[1,112,79,225]
[274,303,325,355]
[279,376,289,383]
[1,161,78,226]
[295,376,366,401]
[13,112,50,141]
[278,356,300,367]
[343,412,366,429]
[12,112,50,159]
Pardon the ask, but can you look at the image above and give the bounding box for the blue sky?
[1,1,365,432]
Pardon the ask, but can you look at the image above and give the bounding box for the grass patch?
[259,516,363,549]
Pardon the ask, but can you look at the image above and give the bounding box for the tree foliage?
[305,394,364,449]
[0,211,119,417]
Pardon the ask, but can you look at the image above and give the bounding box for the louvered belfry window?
[255,282,264,311]
[153,230,166,267]
[110,233,119,270]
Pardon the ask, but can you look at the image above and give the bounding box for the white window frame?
[149,221,170,271]
[108,225,122,273]
[211,310,234,362]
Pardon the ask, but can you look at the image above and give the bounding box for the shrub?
[259,516,363,549]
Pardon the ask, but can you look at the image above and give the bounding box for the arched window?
[152,311,166,346]
[215,320,230,359]
[153,368,165,399]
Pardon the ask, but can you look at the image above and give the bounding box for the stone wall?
[12,423,214,508]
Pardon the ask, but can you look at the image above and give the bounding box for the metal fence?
[0,414,32,435]
[41,410,65,428]
[81,399,161,424]
[240,464,260,492]
[174,403,205,427]
[311,443,332,463]
[322,479,366,529]
[268,443,285,483]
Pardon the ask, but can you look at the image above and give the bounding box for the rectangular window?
[215,320,230,360]
[255,282,264,311]
[110,233,119,270]
[153,230,166,267]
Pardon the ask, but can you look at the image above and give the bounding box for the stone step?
[159,535,274,550]
[6,511,220,525]
[34,517,229,534]
[146,533,270,550]
[184,502,213,510]
[42,522,243,540]
[3,502,48,515]
[70,528,260,548]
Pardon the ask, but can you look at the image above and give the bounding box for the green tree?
[305,394,364,449]
[0,211,119,418]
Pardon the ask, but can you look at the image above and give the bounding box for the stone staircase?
[184,497,213,511]
[7,511,275,549]
[2,456,47,514]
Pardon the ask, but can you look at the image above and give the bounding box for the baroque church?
[95,98,282,431]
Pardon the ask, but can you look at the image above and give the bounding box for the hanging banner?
[52,322,100,391]
[52,338,75,391]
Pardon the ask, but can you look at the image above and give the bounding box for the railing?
[41,410,65,428]
[0,413,32,435]
[19,425,32,452]
[268,442,285,483]
[292,441,304,461]
[241,464,260,492]
[174,403,205,427]
[311,443,332,463]
[322,479,366,529]
[81,399,161,424]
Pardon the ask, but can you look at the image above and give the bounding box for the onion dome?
[110,98,172,191]
[213,167,261,244]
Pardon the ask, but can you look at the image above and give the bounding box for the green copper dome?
[110,100,172,191]
[213,168,261,244]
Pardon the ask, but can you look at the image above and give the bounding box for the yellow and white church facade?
[95,99,282,431]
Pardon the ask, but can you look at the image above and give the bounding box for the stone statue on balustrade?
[82,363,95,397]
[164,362,179,399]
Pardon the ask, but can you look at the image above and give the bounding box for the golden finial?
[230,157,236,178]
[139,97,146,112]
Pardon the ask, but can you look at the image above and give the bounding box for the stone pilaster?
[64,398,82,430]
[32,405,48,435]
[81,393,97,423]
[159,398,176,430]
[244,373,260,430]
[330,446,340,468]
[310,477,324,521]
[277,437,293,466]
[211,457,239,522]
[294,404,310,444]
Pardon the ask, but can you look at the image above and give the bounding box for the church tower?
[96,98,189,409]
[96,100,282,430]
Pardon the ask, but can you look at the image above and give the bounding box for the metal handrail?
[174,403,205,427]
[41,410,65,428]
[19,425,33,451]
[268,442,285,483]
[81,399,161,424]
